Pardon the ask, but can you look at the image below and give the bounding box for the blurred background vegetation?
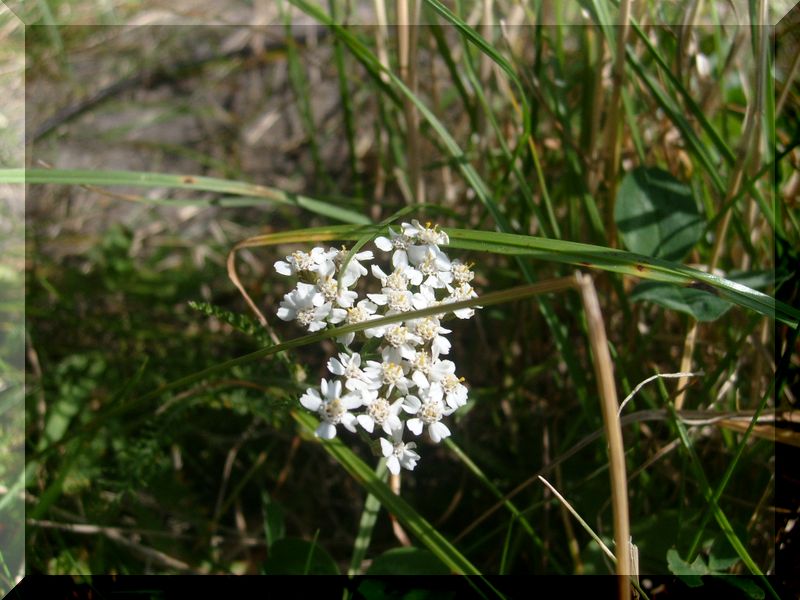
[1,0,798,595]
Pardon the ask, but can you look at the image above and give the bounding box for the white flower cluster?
[275,220,479,475]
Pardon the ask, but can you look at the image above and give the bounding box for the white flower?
[374,228,415,268]
[363,348,412,395]
[334,248,375,287]
[402,220,449,246]
[337,299,380,347]
[402,387,453,443]
[356,389,404,435]
[379,324,422,360]
[450,259,475,284]
[367,289,414,314]
[407,245,452,289]
[445,282,480,319]
[371,264,423,291]
[274,247,336,277]
[410,358,467,409]
[327,352,369,391]
[299,378,362,439]
[408,316,451,355]
[439,372,469,409]
[313,275,358,308]
[379,424,421,475]
[277,282,332,332]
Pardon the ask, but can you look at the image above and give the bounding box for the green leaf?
[615,167,704,261]
[262,538,339,575]
[365,547,451,575]
[630,282,733,321]
[188,301,272,347]
[261,491,286,551]
[667,548,709,587]
[716,576,766,599]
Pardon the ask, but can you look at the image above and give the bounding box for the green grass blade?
[445,439,562,572]
[5,168,370,224]
[292,410,482,576]
[348,460,387,576]
[247,224,796,326]
[667,404,777,597]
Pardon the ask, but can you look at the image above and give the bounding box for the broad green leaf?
[262,538,339,575]
[630,282,733,321]
[615,167,704,261]
[666,548,708,587]
[365,547,450,575]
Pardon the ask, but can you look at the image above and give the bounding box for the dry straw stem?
[397,0,425,204]
[603,0,632,243]
[575,272,631,600]
[675,0,768,409]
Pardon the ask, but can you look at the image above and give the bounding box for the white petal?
[402,395,421,413]
[392,250,408,268]
[342,393,362,410]
[341,413,358,433]
[429,422,451,443]
[379,437,393,457]
[274,261,292,276]
[375,236,392,252]
[300,390,322,411]
[411,371,431,389]
[327,358,345,375]
[407,418,424,436]
[357,414,375,433]
[386,455,400,475]
[367,293,387,305]
[317,422,337,439]
[276,307,294,321]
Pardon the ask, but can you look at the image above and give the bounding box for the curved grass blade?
[234,224,798,327]
[32,278,573,463]
[292,411,483,576]
[4,168,371,225]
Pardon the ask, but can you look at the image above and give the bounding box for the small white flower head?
[402,386,453,443]
[337,299,380,347]
[364,347,412,395]
[371,264,423,291]
[450,259,475,284]
[374,228,415,268]
[408,316,452,356]
[407,245,452,289]
[335,248,374,287]
[445,282,480,319]
[402,220,449,247]
[379,424,421,475]
[275,247,336,277]
[367,289,414,314]
[277,282,332,332]
[381,324,422,360]
[299,378,362,439]
[411,355,456,389]
[356,389,404,435]
[439,372,469,409]
[315,276,358,309]
[327,352,369,391]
